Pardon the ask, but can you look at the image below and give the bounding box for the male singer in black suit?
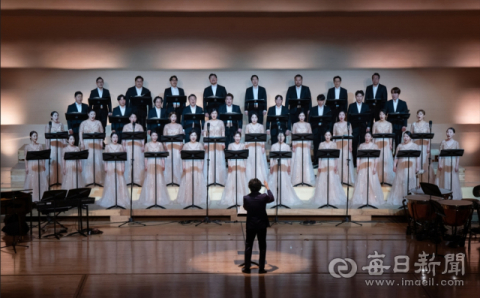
[326,75,348,122]
[125,75,152,130]
[266,95,291,145]
[243,178,274,274]
[66,91,89,145]
[365,73,388,121]
[181,94,205,142]
[164,75,185,122]
[147,96,168,137]
[244,75,267,124]
[218,93,242,148]
[285,74,312,125]
[88,77,112,133]
[385,87,409,151]
[347,90,372,167]
[203,73,227,118]
[309,94,332,165]
[110,94,132,142]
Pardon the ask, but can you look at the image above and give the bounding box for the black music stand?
[411,133,435,184]
[357,149,381,209]
[82,132,105,187]
[103,152,127,210]
[317,149,340,209]
[365,98,386,120]
[144,151,169,209]
[396,150,421,204]
[332,135,354,186]
[266,115,289,142]
[108,115,130,141]
[292,133,314,187]
[25,149,51,204]
[325,99,347,120]
[224,149,249,210]
[161,134,184,186]
[182,113,203,138]
[386,113,410,148]
[165,95,187,120]
[244,133,267,180]
[310,115,332,128]
[66,188,92,237]
[39,190,68,240]
[181,150,205,210]
[219,113,243,142]
[204,96,225,115]
[130,96,152,107]
[439,149,464,192]
[146,118,170,137]
[269,150,293,225]
[372,133,396,186]
[88,97,110,108]
[348,113,372,132]
[0,190,33,252]
[45,131,69,188]
[204,136,226,187]
[122,130,147,187]
[245,99,266,118]
[65,112,88,127]
[288,98,311,118]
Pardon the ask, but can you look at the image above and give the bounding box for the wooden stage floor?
[1,219,479,298]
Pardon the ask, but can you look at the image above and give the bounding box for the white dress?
[333,121,355,185]
[291,122,315,186]
[97,144,130,208]
[244,123,269,183]
[220,143,249,207]
[267,142,303,207]
[122,123,145,186]
[373,121,395,185]
[176,142,207,206]
[61,145,85,190]
[435,139,462,200]
[203,120,226,186]
[410,121,435,183]
[45,121,65,185]
[23,143,48,202]
[78,119,104,185]
[163,123,184,185]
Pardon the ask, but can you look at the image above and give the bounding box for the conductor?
[242,178,274,274]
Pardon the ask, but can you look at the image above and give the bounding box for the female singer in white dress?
[45,111,65,185]
[352,132,384,206]
[373,110,395,185]
[134,132,171,208]
[203,109,226,186]
[333,111,355,185]
[291,112,315,186]
[268,132,302,207]
[311,131,347,206]
[244,113,269,183]
[220,132,249,207]
[387,131,420,206]
[410,109,434,183]
[122,113,145,186]
[163,112,184,185]
[62,135,84,190]
[97,133,130,208]
[176,131,207,206]
[78,110,104,185]
[24,131,48,202]
[435,127,462,200]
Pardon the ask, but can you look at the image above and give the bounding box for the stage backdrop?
[1,1,480,167]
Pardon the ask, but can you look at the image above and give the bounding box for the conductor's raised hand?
[263,180,269,190]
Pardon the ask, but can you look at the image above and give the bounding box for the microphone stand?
[428,122,432,183]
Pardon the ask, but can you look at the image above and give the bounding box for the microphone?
[277,121,282,132]
[48,121,52,133]
[207,122,210,136]
[429,120,432,133]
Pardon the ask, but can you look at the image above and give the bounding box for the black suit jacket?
[243,190,275,230]
[88,88,112,112]
[181,105,205,129]
[309,105,332,133]
[66,103,89,133]
[163,87,185,98]
[327,87,348,100]
[218,104,242,129]
[347,102,372,129]
[110,106,132,134]
[385,99,409,127]
[203,84,227,98]
[285,85,312,111]
[266,105,291,131]
[147,107,168,132]
[125,86,153,109]
[244,86,267,110]
[365,84,388,100]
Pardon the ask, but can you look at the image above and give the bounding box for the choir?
[26,73,464,209]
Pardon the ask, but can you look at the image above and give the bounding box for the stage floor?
[1,220,479,297]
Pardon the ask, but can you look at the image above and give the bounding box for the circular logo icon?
[329,258,357,278]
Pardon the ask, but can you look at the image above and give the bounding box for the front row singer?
[62,134,84,190]
[122,113,145,186]
[203,109,226,185]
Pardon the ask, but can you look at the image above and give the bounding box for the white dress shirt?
[318,105,324,116]
[76,102,82,113]
[357,102,363,114]
[335,87,340,99]
[226,105,233,113]
[275,106,282,115]
[135,87,142,96]
[211,85,217,96]
[97,88,103,98]
[372,85,378,98]
[253,86,259,99]
[155,107,162,118]
[119,106,126,116]
[171,87,179,96]
[190,105,197,114]
[393,99,398,112]
[296,86,302,99]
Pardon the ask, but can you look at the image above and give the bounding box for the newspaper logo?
[329,258,357,278]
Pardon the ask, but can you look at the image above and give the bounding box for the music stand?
[45,131,69,188]
[65,112,88,127]
[332,135,353,186]
[204,96,225,115]
[65,188,92,237]
[108,115,130,141]
[411,133,435,184]
[204,137,226,187]
[146,118,170,137]
[357,149,381,209]
[182,113,203,136]
[224,149,249,211]
[181,150,205,210]
[269,150,293,225]
[122,130,147,187]
[244,133,267,180]
[317,149,340,209]
[25,149,51,204]
[386,113,410,147]
[103,152,127,210]
[310,115,332,128]
[372,133,396,186]
[165,95,187,120]
[82,132,105,187]
[325,99,347,120]
[130,96,152,107]
[288,98,311,114]
[144,151,169,209]
[161,134,184,186]
[396,150,421,205]
[292,133,314,187]
[245,99,266,118]
[219,112,242,130]
[267,115,289,142]
[88,97,110,108]
[40,189,68,239]
[439,149,464,192]
[365,98,386,120]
